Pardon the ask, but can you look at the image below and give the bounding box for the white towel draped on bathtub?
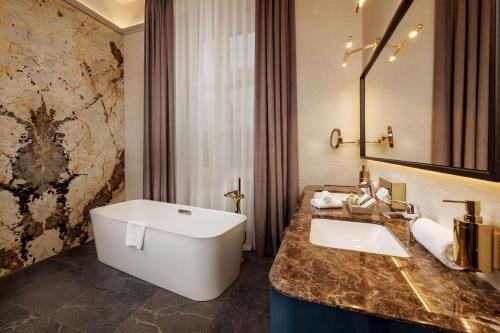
[125,220,147,250]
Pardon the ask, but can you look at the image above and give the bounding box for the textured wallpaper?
[296,0,362,190]
[0,0,124,277]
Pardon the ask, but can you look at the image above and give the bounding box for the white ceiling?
[74,0,145,28]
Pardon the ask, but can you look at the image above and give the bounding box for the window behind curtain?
[174,0,256,250]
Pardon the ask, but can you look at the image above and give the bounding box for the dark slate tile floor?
[0,242,274,333]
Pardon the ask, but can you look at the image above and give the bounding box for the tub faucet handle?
[224,178,245,214]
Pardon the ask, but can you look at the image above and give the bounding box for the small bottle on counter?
[359,165,371,184]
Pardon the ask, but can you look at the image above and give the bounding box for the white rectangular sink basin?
[310,219,410,258]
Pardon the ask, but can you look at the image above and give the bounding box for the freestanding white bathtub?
[90,200,246,301]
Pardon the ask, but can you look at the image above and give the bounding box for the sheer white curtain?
[174,0,255,250]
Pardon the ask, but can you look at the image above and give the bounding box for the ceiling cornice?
[122,23,145,35]
[63,0,144,35]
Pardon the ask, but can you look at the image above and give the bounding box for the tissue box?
[346,201,375,215]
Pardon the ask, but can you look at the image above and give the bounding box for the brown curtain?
[432,0,493,170]
[254,0,299,256]
[143,0,176,202]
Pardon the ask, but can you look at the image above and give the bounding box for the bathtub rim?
[90,199,247,240]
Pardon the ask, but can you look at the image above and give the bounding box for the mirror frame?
[360,0,500,182]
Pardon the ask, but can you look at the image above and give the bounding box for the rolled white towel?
[318,191,332,204]
[412,217,464,270]
[310,198,343,209]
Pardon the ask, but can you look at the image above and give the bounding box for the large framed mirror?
[360,0,499,181]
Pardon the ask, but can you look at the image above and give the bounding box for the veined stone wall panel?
[0,0,124,277]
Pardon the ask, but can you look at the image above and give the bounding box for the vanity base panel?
[271,288,438,333]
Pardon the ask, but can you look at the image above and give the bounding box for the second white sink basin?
[310,219,410,258]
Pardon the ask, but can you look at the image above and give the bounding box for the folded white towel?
[318,191,332,204]
[125,220,147,250]
[310,198,343,209]
[412,218,464,270]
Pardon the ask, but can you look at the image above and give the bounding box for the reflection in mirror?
[342,0,401,69]
[362,0,402,67]
[364,0,494,171]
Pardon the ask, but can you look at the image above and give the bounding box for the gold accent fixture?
[330,126,393,149]
[443,200,493,273]
[355,0,365,14]
[342,24,422,67]
[379,177,406,211]
[342,36,381,68]
[383,199,417,242]
[365,126,394,147]
[330,128,357,149]
[177,209,192,215]
[359,165,371,183]
[388,24,423,62]
[224,177,245,214]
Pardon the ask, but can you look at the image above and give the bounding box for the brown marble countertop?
[269,185,500,333]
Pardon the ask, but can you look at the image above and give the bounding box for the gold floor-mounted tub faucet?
[224,177,245,214]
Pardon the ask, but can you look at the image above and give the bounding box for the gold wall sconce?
[330,126,394,149]
[342,36,381,68]
[388,24,423,62]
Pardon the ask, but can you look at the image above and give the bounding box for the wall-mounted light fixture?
[330,126,394,149]
[355,0,366,14]
[342,24,422,68]
[342,35,381,68]
[388,24,423,62]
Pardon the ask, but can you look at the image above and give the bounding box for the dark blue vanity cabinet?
[271,288,438,333]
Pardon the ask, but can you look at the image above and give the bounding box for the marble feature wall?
[0,0,124,277]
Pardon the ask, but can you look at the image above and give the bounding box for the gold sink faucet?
[224,177,245,214]
[383,199,419,242]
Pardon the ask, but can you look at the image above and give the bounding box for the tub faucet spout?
[224,178,245,214]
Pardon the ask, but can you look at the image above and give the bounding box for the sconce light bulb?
[409,30,418,38]
[342,62,347,68]
[346,41,353,49]
[389,55,396,62]
[358,0,365,8]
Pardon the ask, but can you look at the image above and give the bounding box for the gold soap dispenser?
[443,200,493,272]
